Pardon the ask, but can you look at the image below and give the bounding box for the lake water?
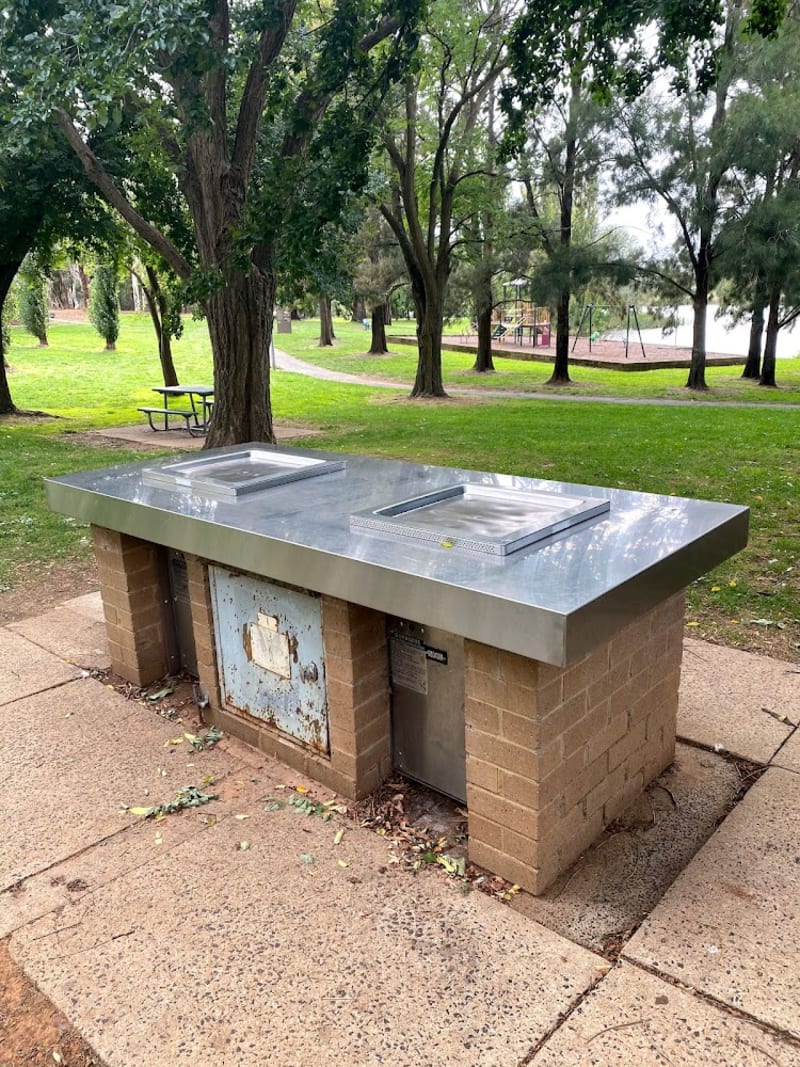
[615,304,800,359]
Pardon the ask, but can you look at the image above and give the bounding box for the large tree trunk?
[318,294,334,346]
[547,87,577,386]
[351,297,366,323]
[205,267,276,446]
[472,264,494,373]
[78,265,90,309]
[368,304,388,354]
[0,261,22,414]
[383,300,392,326]
[686,251,711,390]
[140,266,179,387]
[760,282,781,388]
[742,281,766,379]
[411,286,447,397]
[548,289,572,384]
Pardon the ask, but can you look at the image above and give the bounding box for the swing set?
[572,303,648,360]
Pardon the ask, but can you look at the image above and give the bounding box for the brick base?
[91,526,173,685]
[464,593,685,894]
[90,524,685,892]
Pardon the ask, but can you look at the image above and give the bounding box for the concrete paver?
[678,638,797,763]
[4,599,800,1064]
[0,628,78,706]
[0,678,251,891]
[9,602,110,670]
[772,729,800,775]
[530,961,799,1066]
[624,767,800,1040]
[11,795,606,1066]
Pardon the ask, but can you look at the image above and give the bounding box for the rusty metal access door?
[209,567,329,754]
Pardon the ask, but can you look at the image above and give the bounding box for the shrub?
[18,257,49,346]
[89,265,120,350]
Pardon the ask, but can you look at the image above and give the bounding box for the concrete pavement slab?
[0,678,253,890]
[772,729,800,775]
[0,739,318,938]
[9,603,110,670]
[0,628,78,706]
[59,591,106,622]
[11,801,607,1066]
[624,767,800,1039]
[529,961,799,1066]
[678,639,797,763]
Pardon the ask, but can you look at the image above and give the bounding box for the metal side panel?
[167,549,198,676]
[209,567,329,754]
[388,618,466,803]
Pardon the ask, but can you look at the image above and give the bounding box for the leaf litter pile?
[351,779,521,902]
[103,667,521,900]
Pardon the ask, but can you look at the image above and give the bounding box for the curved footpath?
[274,347,800,410]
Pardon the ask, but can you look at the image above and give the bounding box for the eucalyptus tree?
[351,209,407,355]
[1,0,421,444]
[377,0,508,397]
[0,129,109,413]
[715,16,800,385]
[614,0,748,390]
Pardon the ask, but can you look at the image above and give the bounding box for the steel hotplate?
[351,483,610,555]
[143,449,345,497]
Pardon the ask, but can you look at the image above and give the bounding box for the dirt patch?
[0,562,98,627]
[0,940,103,1066]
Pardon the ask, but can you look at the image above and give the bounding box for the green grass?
[2,314,798,659]
[276,317,800,405]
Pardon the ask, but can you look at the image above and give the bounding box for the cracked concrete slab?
[9,604,110,670]
[0,628,78,706]
[529,961,799,1066]
[623,767,800,1039]
[771,729,800,775]
[0,678,252,891]
[10,799,606,1066]
[678,639,798,763]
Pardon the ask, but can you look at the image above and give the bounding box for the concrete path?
[273,348,800,410]
[2,596,799,1065]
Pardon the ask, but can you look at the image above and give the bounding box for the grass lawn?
[276,317,800,405]
[2,313,798,660]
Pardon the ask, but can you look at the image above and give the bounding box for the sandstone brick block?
[466,755,500,794]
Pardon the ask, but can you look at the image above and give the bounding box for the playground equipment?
[492,280,551,346]
[572,303,647,359]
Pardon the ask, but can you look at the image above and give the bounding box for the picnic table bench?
[139,385,214,436]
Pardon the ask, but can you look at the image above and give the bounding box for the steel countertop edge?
[44,443,750,667]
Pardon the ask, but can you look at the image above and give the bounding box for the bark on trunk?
[318,294,334,346]
[368,304,388,354]
[412,289,447,397]
[474,304,494,374]
[78,265,90,309]
[141,266,179,387]
[760,282,781,387]
[742,285,766,379]
[383,300,392,326]
[352,298,366,323]
[686,259,710,390]
[0,261,21,414]
[204,267,276,447]
[548,290,572,384]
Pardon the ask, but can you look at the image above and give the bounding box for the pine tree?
[18,256,49,346]
[89,265,119,350]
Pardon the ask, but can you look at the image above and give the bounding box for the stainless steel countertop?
[45,444,749,666]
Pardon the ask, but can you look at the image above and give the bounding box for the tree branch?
[232,0,298,178]
[55,109,192,278]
